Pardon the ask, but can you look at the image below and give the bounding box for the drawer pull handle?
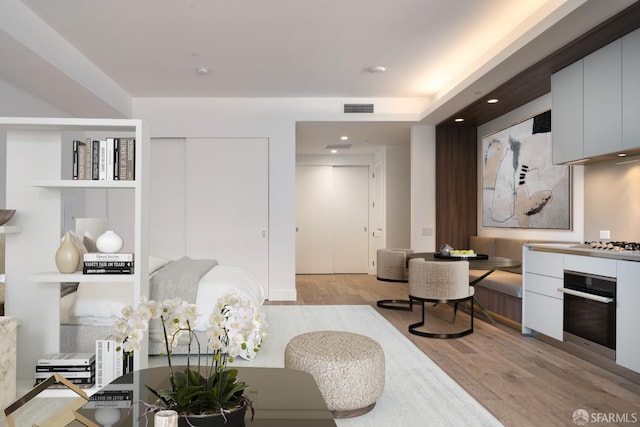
[557,288,614,303]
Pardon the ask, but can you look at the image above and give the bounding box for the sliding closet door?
[296,166,334,274]
[333,166,369,273]
[296,165,369,274]
[185,138,269,293]
[149,138,187,260]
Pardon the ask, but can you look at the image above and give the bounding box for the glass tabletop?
[410,252,520,270]
[72,367,337,426]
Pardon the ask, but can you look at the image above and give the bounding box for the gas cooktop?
[573,241,640,252]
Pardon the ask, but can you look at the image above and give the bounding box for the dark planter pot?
[177,403,247,427]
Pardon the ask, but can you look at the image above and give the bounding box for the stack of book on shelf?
[84,385,134,409]
[35,353,96,388]
[72,137,136,181]
[83,252,134,274]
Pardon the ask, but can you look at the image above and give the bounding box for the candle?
[154,410,178,427]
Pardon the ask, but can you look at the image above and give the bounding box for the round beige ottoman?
[284,331,385,418]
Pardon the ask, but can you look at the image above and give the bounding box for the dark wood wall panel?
[435,126,477,249]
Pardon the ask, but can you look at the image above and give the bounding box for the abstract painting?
[482,110,571,229]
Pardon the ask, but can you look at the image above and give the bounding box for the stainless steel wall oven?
[560,270,616,360]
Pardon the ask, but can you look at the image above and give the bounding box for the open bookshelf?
[1,117,149,395]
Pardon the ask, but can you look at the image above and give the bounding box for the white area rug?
[152,305,503,427]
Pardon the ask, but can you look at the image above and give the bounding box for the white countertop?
[527,243,640,262]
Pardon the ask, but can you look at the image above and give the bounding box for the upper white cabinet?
[622,28,640,150]
[552,28,640,164]
[1,117,149,383]
[551,60,584,164]
[583,39,622,158]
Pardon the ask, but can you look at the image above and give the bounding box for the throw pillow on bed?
[70,281,133,318]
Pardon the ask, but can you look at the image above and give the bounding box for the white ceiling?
[3,0,637,155]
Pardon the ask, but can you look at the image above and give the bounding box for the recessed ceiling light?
[340,136,349,140]
[331,149,337,154]
[487,98,499,104]
[368,66,386,73]
[196,66,209,75]
[454,118,464,123]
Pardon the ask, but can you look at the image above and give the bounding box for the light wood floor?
[269,274,640,427]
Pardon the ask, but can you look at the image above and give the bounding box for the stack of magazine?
[83,253,134,274]
[35,353,96,388]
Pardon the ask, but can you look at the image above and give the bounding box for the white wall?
[410,125,436,251]
[0,77,70,208]
[477,93,584,242]
[385,144,411,248]
[0,78,69,118]
[584,158,640,242]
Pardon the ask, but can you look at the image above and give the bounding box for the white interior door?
[296,165,369,274]
[185,138,269,293]
[296,166,333,274]
[333,166,369,273]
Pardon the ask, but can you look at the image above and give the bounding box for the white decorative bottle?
[96,230,124,253]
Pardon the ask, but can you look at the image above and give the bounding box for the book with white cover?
[96,339,115,388]
[106,138,115,180]
[35,368,95,379]
[84,252,134,262]
[37,353,95,366]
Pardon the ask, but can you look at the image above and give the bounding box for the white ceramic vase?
[94,407,121,427]
[96,230,124,253]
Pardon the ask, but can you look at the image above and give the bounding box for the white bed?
[60,255,265,354]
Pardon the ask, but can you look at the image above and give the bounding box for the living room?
[1,1,640,426]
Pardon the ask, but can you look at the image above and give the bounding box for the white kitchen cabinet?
[1,117,149,384]
[583,39,622,158]
[616,260,640,373]
[522,248,564,340]
[551,29,640,164]
[622,28,640,150]
[551,59,584,164]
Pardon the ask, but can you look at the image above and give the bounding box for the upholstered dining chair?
[407,258,474,338]
[376,248,414,310]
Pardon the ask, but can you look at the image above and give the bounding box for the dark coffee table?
[75,367,337,426]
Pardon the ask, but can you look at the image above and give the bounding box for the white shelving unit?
[0,226,21,234]
[1,117,149,390]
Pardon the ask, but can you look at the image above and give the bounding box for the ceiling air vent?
[325,144,352,150]
[343,103,374,114]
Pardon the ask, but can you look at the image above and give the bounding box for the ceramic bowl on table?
[0,209,16,226]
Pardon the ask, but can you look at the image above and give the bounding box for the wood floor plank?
[274,274,640,427]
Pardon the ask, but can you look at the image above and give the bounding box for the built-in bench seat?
[468,236,528,326]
